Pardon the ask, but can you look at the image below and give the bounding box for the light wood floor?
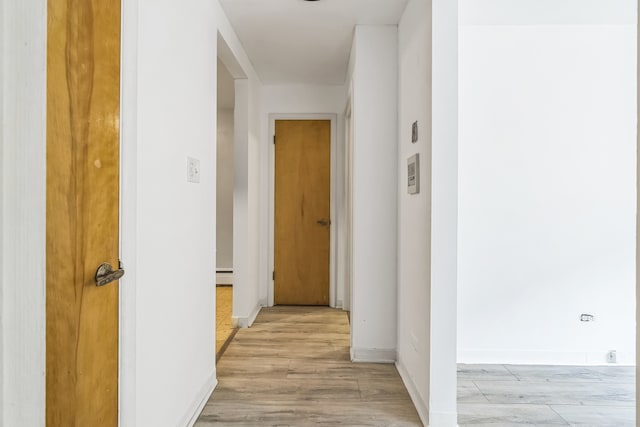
[196,306,422,426]
[458,364,636,426]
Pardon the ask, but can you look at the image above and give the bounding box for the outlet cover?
[187,157,200,183]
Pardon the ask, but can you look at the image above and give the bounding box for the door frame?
[344,96,353,314]
[268,113,338,307]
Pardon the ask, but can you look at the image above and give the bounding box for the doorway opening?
[215,57,236,359]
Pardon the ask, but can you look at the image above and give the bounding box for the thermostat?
[408,154,419,194]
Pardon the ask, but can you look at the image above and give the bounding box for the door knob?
[316,218,331,227]
[95,262,125,287]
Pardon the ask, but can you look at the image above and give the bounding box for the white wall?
[120,1,264,426]
[230,75,266,328]
[216,108,234,271]
[260,84,347,307]
[1,2,4,421]
[396,0,432,423]
[458,12,637,364]
[232,74,263,328]
[636,2,639,411]
[347,25,399,362]
[429,0,459,424]
[1,1,47,426]
[133,1,219,425]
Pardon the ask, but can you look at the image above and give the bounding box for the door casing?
[268,113,339,308]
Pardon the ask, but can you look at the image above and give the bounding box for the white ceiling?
[219,0,409,85]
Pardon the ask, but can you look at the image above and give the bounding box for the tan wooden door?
[46,0,121,426]
[274,120,331,305]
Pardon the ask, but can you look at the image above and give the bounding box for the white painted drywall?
[260,84,347,307]
[460,0,636,26]
[0,2,4,421]
[347,25,399,362]
[217,108,234,271]
[429,0,459,424]
[237,75,263,328]
[1,1,47,426]
[227,32,263,328]
[119,1,264,426]
[134,2,219,425]
[231,76,266,328]
[636,2,639,411]
[395,0,432,423]
[458,21,637,364]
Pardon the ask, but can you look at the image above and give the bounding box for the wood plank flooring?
[195,306,422,426]
[458,364,636,426]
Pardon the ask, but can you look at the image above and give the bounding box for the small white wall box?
[407,154,419,194]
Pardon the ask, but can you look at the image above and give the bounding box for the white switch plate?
[187,157,200,183]
[408,154,419,194]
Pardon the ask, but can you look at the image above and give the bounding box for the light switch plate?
[408,154,419,194]
[187,157,200,183]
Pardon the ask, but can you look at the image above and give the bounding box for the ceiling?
[219,0,409,85]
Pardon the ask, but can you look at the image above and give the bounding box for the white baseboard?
[458,349,636,366]
[351,347,396,363]
[428,411,458,427]
[215,271,233,285]
[232,303,262,328]
[183,371,217,427]
[396,358,429,426]
[335,299,344,309]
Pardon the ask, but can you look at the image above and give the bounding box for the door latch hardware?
[95,262,125,287]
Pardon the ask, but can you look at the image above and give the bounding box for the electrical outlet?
[607,350,617,364]
[187,157,200,183]
[580,313,595,322]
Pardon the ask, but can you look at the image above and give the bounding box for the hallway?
[195,307,421,426]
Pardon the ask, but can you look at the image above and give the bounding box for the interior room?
[457,1,637,424]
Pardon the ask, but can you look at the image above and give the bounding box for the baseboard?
[232,303,262,328]
[335,299,344,309]
[396,357,429,426]
[428,411,458,427]
[350,347,396,363]
[458,349,636,366]
[182,371,217,427]
[215,271,233,285]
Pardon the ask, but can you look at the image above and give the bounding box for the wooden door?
[274,120,331,305]
[46,0,121,426]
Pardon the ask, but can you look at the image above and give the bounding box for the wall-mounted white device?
[408,154,419,194]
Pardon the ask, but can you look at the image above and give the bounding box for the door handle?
[316,218,331,227]
[95,262,125,287]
